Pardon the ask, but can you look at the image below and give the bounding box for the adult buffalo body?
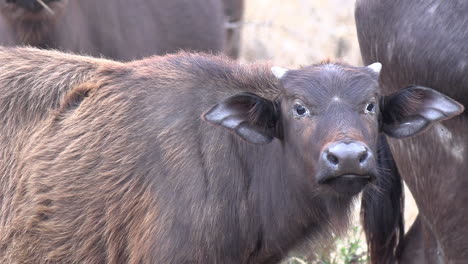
[355,0,468,263]
[0,47,462,263]
[0,0,241,60]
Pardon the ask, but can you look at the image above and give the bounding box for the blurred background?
[239,0,361,67]
[237,0,418,262]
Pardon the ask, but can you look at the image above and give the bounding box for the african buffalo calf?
[0,47,463,263]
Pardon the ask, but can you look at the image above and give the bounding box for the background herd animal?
[0,0,244,60]
[356,0,468,263]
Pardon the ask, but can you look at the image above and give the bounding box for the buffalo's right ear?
[381,86,464,138]
[203,92,280,144]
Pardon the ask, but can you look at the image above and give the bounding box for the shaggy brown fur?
[0,47,462,263]
[0,0,233,60]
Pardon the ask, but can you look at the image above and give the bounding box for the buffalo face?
[204,62,464,197]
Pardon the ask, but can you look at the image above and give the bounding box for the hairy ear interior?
[203,92,280,144]
[381,86,464,138]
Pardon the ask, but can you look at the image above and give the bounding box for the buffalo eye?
[293,101,310,118]
[365,101,376,114]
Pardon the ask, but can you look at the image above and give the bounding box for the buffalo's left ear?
[381,86,464,138]
[203,92,280,144]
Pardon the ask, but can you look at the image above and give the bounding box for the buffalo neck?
[217,133,355,260]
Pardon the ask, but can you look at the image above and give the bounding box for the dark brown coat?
[0,47,462,263]
[355,0,468,263]
[0,0,237,60]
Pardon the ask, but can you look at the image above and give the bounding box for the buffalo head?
[204,62,464,197]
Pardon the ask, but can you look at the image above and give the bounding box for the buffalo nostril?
[359,151,368,163]
[326,153,339,165]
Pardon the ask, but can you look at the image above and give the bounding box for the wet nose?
[320,141,374,180]
[317,141,375,196]
[325,141,370,169]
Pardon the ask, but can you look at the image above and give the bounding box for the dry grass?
[238,0,419,261]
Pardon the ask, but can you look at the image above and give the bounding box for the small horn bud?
[271,66,288,79]
[367,62,382,73]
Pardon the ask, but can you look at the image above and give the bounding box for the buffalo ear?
[381,86,464,138]
[203,92,280,144]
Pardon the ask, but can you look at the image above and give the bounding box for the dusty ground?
[238,0,419,259]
